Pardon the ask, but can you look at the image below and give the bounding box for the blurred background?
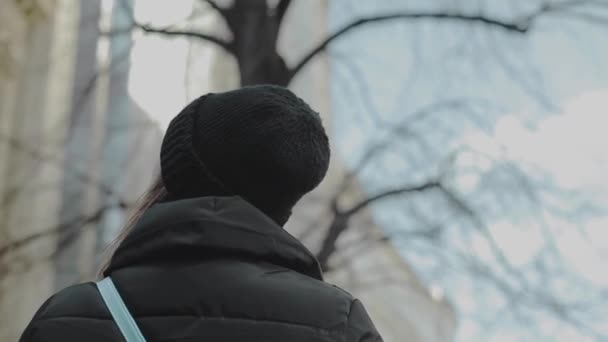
[1,0,608,341]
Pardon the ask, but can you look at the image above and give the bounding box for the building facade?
[0,1,78,340]
[0,1,163,340]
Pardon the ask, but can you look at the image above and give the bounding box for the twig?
[287,12,530,82]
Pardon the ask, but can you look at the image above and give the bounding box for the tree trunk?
[316,213,350,271]
[227,0,290,86]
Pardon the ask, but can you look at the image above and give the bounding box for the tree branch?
[345,180,441,216]
[316,179,440,270]
[436,183,528,285]
[201,0,225,14]
[540,0,608,14]
[0,134,119,209]
[135,23,234,55]
[0,201,131,259]
[286,0,608,83]
[276,0,292,26]
[198,0,233,28]
[105,0,234,55]
[287,12,530,82]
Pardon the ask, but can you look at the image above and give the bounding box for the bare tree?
[3,0,608,340]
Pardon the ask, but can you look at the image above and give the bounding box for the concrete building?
[0,1,162,340]
[0,2,78,340]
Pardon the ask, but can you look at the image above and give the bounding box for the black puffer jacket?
[20,196,382,341]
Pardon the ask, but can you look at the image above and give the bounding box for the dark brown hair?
[96,174,168,278]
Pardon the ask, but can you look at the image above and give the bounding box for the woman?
[20,85,382,341]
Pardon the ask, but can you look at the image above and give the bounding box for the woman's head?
[98,85,330,277]
[160,85,330,225]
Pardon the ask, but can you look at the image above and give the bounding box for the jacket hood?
[105,196,323,280]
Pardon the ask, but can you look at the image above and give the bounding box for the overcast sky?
[328,1,608,341]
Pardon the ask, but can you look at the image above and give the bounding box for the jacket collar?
[105,196,323,280]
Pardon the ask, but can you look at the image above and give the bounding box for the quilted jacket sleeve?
[19,294,57,342]
[19,283,121,342]
[345,299,383,342]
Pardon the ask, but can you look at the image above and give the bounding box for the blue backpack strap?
[96,277,147,342]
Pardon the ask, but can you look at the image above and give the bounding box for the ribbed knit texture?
[160,85,330,226]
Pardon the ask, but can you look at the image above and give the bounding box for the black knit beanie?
[160,85,331,226]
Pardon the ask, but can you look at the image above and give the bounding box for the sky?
[123,0,202,129]
[327,1,608,341]
[120,0,608,341]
